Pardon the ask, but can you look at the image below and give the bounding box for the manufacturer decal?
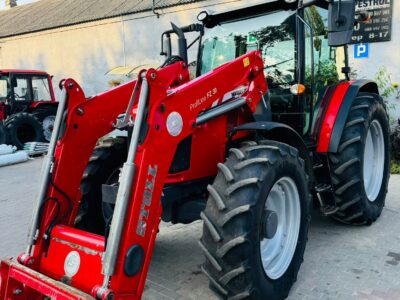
[136,165,158,237]
[190,88,218,111]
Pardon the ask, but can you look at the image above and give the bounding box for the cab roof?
[0,69,50,76]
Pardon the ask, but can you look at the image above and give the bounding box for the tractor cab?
[0,70,55,117]
[161,0,358,141]
[197,0,355,138]
[0,70,58,146]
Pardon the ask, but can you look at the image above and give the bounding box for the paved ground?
[1,158,400,300]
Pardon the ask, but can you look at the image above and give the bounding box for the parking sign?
[354,44,369,59]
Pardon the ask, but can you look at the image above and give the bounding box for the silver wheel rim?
[363,120,385,202]
[260,177,301,280]
[42,115,55,142]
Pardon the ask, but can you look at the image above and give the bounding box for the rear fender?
[316,80,379,153]
[230,121,312,176]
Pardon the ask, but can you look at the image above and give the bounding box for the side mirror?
[328,0,355,47]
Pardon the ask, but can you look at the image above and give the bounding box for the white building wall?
[349,0,400,123]
[0,0,263,96]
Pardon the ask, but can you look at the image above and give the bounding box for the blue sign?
[354,44,369,59]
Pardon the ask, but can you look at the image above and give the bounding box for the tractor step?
[315,183,339,216]
[320,205,339,216]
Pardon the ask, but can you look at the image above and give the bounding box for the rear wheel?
[75,138,127,235]
[200,140,311,300]
[0,122,7,145]
[328,93,390,225]
[5,113,43,149]
[32,106,57,142]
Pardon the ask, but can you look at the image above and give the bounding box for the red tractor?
[0,1,390,299]
[0,69,58,148]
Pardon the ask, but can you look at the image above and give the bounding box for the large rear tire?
[75,138,127,235]
[328,93,390,225]
[200,140,311,300]
[5,112,44,149]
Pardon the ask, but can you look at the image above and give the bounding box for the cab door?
[9,73,34,112]
[301,5,346,138]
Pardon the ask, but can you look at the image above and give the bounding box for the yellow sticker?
[243,57,250,68]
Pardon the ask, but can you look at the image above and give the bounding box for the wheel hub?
[263,210,278,239]
[42,115,56,142]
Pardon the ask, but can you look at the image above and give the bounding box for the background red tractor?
[0,69,58,148]
[0,0,391,299]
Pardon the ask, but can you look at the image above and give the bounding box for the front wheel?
[200,140,311,300]
[328,93,390,225]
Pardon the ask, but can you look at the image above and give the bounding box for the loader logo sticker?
[136,165,158,237]
[243,57,250,68]
[64,251,80,277]
[167,112,183,137]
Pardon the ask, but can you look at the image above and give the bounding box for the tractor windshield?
[199,5,345,136]
[199,10,297,86]
[11,74,52,102]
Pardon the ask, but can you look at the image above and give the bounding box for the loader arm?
[0,51,266,300]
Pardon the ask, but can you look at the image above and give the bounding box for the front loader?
[0,1,390,299]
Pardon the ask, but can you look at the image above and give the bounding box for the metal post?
[25,87,68,255]
[100,75,149,291]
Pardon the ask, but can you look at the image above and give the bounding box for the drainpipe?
[152,0,160,18]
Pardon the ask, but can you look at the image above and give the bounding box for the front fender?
[230,121,311,175]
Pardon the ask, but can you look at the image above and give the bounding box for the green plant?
[305,59,339,90]
[375,66,397,99]
[391,160,400,174]
[392,82,400,100]
[375,67,399,123]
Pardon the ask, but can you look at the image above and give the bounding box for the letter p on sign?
[354,44,369,59]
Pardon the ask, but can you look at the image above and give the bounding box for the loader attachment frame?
[0,51,266,300]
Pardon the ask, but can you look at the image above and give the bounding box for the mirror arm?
[160,33,172,57]
[342,44,351,81]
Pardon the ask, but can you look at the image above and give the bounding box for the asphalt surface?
[0,157,399,300]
